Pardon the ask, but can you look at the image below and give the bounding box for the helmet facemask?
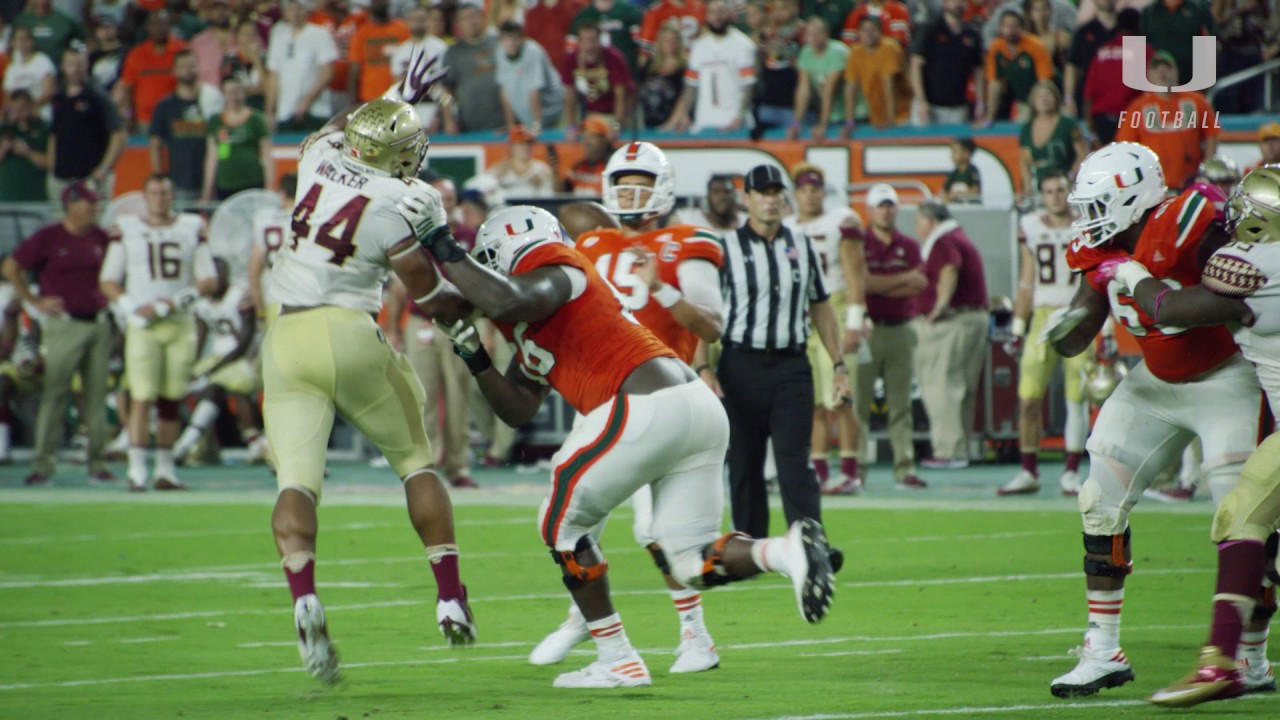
[1227,168,1280,244]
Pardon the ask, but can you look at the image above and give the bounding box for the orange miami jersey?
[492,241,676,415]
[574,225,723,363]
[1068,189,1237,382]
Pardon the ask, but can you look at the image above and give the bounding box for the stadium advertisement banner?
[113,126,1265,202]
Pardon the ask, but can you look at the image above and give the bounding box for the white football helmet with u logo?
[1068,142,1167,248]
[473,205,570,276]
[602,141,676,224]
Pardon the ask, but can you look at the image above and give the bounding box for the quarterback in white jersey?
[99,175,217,492]
[1117,166,1280,706]
[248,173,296,319]
[174,258,266,465]
[263,82,476,685]
[1001,171,1092,497]
[785,164,867,494]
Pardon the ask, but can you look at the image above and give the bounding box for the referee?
[703,164,848,538]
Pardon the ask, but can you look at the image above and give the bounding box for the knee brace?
[156,398,182,421]
[1083,528,1133,579]
[551,535,609,591]
[646,545,672,576]
[696,531,750,588]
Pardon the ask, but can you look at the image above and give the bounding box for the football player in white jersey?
[248,172,296,321]
[1000,171,1091,497]
[785,163,867,494]
[173,257,266,464]
[99,174,218,492]
[263,52,477,685]
[1103,166,1280,706]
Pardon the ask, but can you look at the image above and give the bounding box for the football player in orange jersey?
[399,198,837,689]
[1042,142,1264,699]
[531,141,727,673]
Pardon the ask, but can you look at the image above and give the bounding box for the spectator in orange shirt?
[841,15,909,133]
[114,10,187,130]
[349,0,409,102]
[1246,122,1280,174]
[841,0,911,46]
[1115,51,1219,190]
[639,0,706,63]
[980,9,1053,125]
[310,0,366,105]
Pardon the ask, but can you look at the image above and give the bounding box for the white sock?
[1239,629,1269,667]
[0,422,10,457]
[669,587,705,635]
[128,447,148,483]
[1064,400,1088,455]
[750,537,791,576]
[1085,589,1124,653]
[155,448,176,479]
[586,612,633,661]
[175,400,220,457]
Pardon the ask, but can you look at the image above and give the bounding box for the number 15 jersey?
[270,130,420,313]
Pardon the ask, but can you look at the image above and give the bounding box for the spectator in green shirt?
[0,90,50,202]
[569,0,644,74]
[1018,80,1087,200]
[790,16,848,140]
[202,76,271,201]
[12,0,85,63]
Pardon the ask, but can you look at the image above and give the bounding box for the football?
[1203,252,1266,297]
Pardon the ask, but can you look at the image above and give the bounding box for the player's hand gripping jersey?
[490,241,676,415]
[575,225,723,363]
[1069,189,1237,381]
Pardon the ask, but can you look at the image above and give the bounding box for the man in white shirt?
[99,175,218,491]
[265,0,339,132]
[664,0,756,133]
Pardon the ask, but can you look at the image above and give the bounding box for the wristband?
[653,283,682,308]
[845,304,866,330]
[454,343,493,375]
[694,364,711,374]
[1151,288,1173,324]
[1011,316,1027,338]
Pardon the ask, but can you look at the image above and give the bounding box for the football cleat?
[896,474,928,489]
[1051,645,1135,697]
[1240,656,1276,694]
[437,592,477,647]
[1059,470,1082,496]
[153,476,189,491]
[294,594,341,685]
[821,474,862,496]
[1143,485,1195,503]
[997,469,1040,496]
[529,605,588,665]
[1147,646,1244,708]
[781,518,836,624]
[669,627,719,674]
[553,652,652,688]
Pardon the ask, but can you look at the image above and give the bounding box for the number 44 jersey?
[1068,188,1238,382]
[270,130,421,313]
[574,225,723,363]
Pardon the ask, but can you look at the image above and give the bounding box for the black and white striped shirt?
[720,222,829,352]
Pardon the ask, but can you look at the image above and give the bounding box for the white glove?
[188,374,210,394]
[1040,305,1090,344]
[436,319,481,355]
[396,181,448,241]
[1112,261,1154,295]
[382,44,448,105]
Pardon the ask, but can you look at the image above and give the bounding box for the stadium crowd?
[0,0,1278,491]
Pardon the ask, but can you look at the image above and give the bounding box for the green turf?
[0,461,1271,719]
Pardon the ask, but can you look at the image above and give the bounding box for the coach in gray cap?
[703,164,847,538]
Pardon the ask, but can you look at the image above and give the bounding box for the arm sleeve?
[676,258,723,317]
[99,241,125,284]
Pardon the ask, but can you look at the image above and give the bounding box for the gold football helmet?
[342,98,429,179]
[1227,165,1280,244]
[1197,155,1241,185]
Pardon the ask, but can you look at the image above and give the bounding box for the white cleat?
[669,627,719,673]
[1240,656,1276,694]
[437,594,477,647]
[1059,470,1083,496]
[529,606,588,665]
[294,594,340,685]
[553,652,652,688]
[1050,645,1134,697]
[997,470,1040,496]
[781,518,836,624]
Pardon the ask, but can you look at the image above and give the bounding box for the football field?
[0,461,1273,719]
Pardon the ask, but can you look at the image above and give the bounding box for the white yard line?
[743,696,1268,720]
[796,649,903,658]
